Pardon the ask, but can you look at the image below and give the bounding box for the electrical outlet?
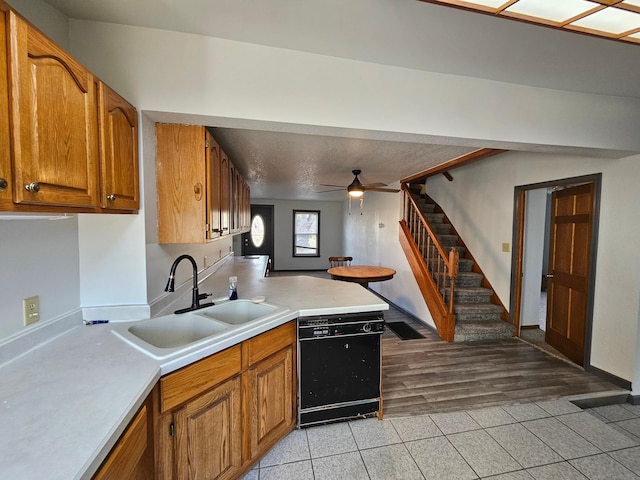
[502,243,510,253]
[23,295,40,326]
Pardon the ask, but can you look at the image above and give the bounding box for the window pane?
[295,234,317,255]
[293,210,320,257]
[295,212,318,234]
[251,214,265,248]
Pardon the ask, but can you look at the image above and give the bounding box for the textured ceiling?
[210,128,477,200]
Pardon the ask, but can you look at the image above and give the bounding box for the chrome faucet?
[164,254,214,314]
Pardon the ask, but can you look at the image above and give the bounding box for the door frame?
[509,173,602,368]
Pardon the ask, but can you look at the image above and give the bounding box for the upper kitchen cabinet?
[7,10,99,209]
[0,5,139,213]
[156,123,249,244]
[98,83,139,211]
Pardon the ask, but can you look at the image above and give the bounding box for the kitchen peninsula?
[0,255,388,480]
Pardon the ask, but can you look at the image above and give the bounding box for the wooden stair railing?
[399,183,458,341]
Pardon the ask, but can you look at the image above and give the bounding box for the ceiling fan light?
[347,169,365,197]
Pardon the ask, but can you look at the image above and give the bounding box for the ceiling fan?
[319,169,400,198]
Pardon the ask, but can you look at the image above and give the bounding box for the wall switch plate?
[502,243,510,253]
[23,295,40,326]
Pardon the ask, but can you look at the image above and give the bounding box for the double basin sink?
[112,299,290,359]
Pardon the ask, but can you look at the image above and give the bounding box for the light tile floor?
[242,400,640,480]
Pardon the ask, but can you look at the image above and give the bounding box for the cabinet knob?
[25,182,40,193]
[0,178,7,191]
[107,194,116,201]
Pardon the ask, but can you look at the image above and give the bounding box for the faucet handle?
[198,292,213,301]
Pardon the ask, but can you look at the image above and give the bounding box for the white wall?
[427,151,640,385]
[0,217,80,341]
[252,199,344,271]
[343,188,434,326]
[67,21,640,155]
[6,0,69,50]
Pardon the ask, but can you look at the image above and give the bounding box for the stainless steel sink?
[198,299,278,325]
[127,313,228,348]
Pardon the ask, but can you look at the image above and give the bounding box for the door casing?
[509,173,601,368]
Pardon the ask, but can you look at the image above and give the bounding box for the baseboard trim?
[629,395,640,406]
[584,364,632,391]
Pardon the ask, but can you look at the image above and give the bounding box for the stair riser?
[431,226,451,236]
[428,258,474,274]
[435,274,482,288]
[455,312,502,323]
[445,292,493,304]
[454,321,515,341]
[437,235,459,247]
[424,213,445,223]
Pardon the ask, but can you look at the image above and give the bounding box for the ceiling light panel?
[462,0,508,8]
[570,6,640,34]
[421,0,640,44]
[505,0,597,23]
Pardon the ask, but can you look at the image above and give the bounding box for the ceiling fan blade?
[362,182,387,189]
[319,184,347,188]
[366,187,400,193]
[316,188,345,193]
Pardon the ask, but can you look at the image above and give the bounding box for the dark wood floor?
[270,272,624,418]
[382,305,624,417]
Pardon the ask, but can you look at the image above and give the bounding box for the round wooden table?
[327,265,396,288]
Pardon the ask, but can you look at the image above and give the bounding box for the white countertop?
[0,256,388,480]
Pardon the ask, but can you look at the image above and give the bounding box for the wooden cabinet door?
[8,11,99,208]
[0,5,11,207]
[246,346,295,460]
[174,376,242,480]
[98,83,139,211]
[220,150,230,235]
[206,131,222,239]
[156,124,207,244]
[93,393,154,480]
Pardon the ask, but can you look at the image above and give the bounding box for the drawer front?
[160,345,242,413]
[243,321,296,367]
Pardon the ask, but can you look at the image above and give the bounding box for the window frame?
[292,209,320,257]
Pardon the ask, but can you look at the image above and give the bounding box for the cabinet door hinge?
[205,139,210,148]
[169,422,175,437]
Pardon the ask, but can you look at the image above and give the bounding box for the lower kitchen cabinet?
[245,340,295,461]
[155,321,297,480]
[174,376,243,480]
[92,389,155,480]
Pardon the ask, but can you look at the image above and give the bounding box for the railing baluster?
[401,186,460,338]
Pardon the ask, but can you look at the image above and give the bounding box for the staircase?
[400,185,514,342]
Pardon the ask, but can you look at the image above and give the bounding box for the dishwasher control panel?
[298,311,385,339]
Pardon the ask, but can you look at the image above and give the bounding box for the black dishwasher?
[298,311,385,427]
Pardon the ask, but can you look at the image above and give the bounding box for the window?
[293,210,320,257]
[250,214,265,248]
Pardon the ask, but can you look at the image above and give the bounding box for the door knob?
[0,178,7,191]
